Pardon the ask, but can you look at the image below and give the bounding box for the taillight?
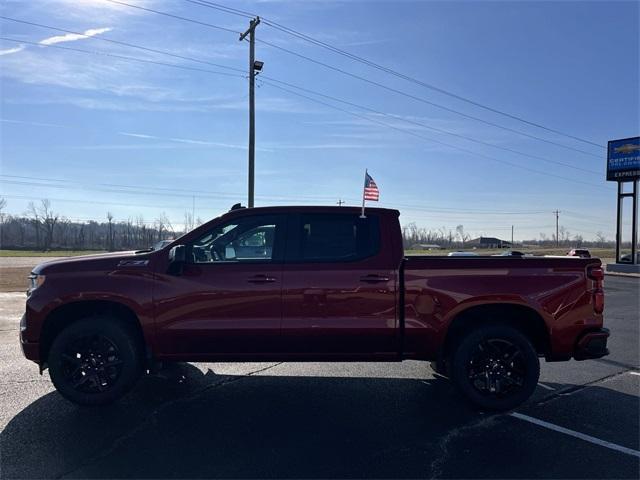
[588,266,604,281]
[587,266,604,314]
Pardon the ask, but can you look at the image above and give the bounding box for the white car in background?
[447,251,479,257]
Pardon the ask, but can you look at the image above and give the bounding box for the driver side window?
[189,215,282,263]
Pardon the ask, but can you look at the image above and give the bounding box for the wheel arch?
[40,300,146,365]
[442,303,550,360]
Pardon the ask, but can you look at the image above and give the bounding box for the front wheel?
[48,316,142,406]
[450,325,540,411]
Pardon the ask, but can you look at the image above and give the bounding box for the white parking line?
[510,412,640,458]
[537,382,555,391]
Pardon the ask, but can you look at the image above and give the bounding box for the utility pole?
[511,225,514,246]
[337,199,345,206]
[554,210,560,247]
[239,17,261,208]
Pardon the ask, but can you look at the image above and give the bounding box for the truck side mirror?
[168,245,186,275]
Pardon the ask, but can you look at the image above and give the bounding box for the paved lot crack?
[428,415,499,479]
[53,362,283,479]
[533,368,636,407]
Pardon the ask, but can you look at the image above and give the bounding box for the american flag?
[364,172,380,201]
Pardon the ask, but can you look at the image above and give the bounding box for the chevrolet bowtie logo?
[613,144,640,154]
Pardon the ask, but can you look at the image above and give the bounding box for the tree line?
[401,222,613,249]
[0,198,194,251]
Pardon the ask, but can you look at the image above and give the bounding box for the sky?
[0,0,638,242]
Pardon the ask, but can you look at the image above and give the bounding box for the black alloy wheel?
[60,334,124,394]
[467,338,526,397]
[48,316,142,406]
[450,324,540,411]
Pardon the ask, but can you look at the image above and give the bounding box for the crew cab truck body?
[21,206,609,410]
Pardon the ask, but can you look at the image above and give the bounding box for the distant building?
[467,237,512,249]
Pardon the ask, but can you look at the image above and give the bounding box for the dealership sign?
[607,136,640,181]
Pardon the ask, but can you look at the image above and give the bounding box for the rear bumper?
[574,328,610,360]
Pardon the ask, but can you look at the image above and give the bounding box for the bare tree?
[155,212,174,241]
[456,224,470,247]
[573,234,584,247]
[595,231,607,247]
[26,202,42,249]
[183,212,195,233]
[76,223,85,249]
[0,197,6,248]
[39,200,59,251]
[106,212,114,251]
[154,214,166,242]
[57,217,71,247]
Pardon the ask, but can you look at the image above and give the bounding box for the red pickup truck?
[21,206,608,410]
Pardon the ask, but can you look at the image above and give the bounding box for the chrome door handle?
[248,274,276,283]
[359,274,390,283]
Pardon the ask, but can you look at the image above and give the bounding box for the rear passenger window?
[297,214,379,262]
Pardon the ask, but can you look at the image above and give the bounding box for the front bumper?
[20,313,40,363]
[574,328,610,360]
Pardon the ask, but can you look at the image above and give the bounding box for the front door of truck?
[280,212,398,356]
[154,214,286,357]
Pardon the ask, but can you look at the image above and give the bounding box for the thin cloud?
[118,131,273,152]
[0,45,25,56]
[0,118,66,128]
[39,27,112,46]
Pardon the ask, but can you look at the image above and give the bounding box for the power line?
[260,76,601,175]
[256,39,602,159]
[1,175,555,216]
[0,33,604,184]
[185,0,604,149]
[96,0,600,158]
[388,203,548,215]
[0,37,245,79]
[563,209,616,223]
[0,33,607,189]
[103,0,241,35]
[1,194,191,211]
[0,15,245,74]
[0,29,610,189]
[261,81,610,190]
[3,193,609,236]
[0,15,600,174]
[183,0,254,19]
[0,177,341,204]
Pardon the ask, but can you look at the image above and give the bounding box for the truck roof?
[225,205,400,216]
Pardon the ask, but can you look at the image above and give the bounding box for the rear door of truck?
[280,211,398,357]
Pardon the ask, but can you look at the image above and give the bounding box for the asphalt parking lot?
[0,275,638,479]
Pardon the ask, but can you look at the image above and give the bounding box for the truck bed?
[401,255,602,360]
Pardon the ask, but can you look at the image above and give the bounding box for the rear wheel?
[48,316,142,406]
[450,324,539,411]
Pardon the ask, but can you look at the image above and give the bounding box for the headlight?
[28,274,46,292]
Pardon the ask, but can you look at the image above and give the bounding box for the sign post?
[607,136,639,271]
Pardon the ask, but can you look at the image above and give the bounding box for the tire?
[450,324,540,411]
[48,315,142,406]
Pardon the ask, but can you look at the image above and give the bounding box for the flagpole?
[360,168,367,218]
